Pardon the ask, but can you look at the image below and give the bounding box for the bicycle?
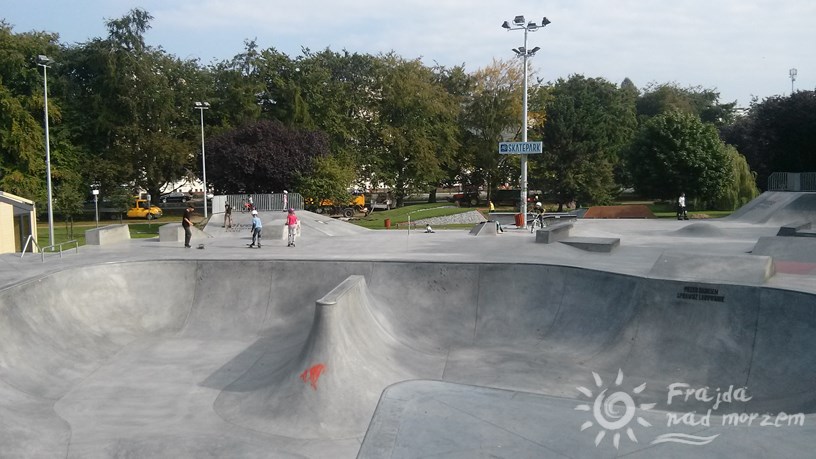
[529,213,546,233]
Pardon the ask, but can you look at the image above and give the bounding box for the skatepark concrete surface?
[1,192,816,458]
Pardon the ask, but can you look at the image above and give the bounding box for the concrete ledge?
[752,236,816,263]
[649,251,775,285]
[160,223,210,242]
[559,237,619,253]
[534,223,573,243]
[84,225,130,245]
[777,221,811,236]
[469,221,498,236]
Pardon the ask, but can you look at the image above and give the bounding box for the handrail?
[22,239,79,262]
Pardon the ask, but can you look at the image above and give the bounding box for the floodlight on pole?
[789,68,797,93]
[194,101,210,218]
[501,15,550,228]
[37,54,55,247]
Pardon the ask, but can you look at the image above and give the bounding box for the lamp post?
[37,55,55,246]
[789,68,797,93]
[501,15,550,228]
[194,101,210,218]
[91,182,100,228]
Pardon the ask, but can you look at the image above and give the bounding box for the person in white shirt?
[677,193,688,220]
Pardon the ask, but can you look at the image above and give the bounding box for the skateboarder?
[248,210,262,248]
[224,202,232,228]
[182,204,194,248]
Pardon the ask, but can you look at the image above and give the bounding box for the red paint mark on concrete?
[300,364,326,390]
[774,260,816,275]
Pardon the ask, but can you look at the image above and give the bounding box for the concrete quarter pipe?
[0,258,814,457]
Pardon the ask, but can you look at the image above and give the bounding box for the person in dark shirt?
[224,203,232,228]
[182,204,194,248]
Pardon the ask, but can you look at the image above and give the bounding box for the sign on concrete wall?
[498,142,543,154]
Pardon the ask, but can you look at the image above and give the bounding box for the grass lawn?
[351,202,483,229]
[643,201,733,219]
[37,218,169,247]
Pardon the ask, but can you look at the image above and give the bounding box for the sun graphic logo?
[575,369,655,449]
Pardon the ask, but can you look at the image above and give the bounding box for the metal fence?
[767,172,816,192]
[211,193,304,214]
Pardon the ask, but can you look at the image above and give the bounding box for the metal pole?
[199,107,207,218]
[42,63,55,246]
[520,26,529,229]
[94,195,99,228]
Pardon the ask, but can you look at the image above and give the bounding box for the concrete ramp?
[727,192,816,224]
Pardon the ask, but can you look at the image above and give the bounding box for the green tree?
[369,55,459,206]
[712,144,759,210]
[637,83,737,127]
[529,75,637,209]
[626,110,732,203]
[60,9,201,200]
[459,60,520,198]
[295,155,356,206]
[721,91,816,190]
[0,21,62,202]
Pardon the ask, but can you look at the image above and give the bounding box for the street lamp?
[194,101,210,218]
[91,182,100,228]
[789,68,797,93]
[37,54,55,247]
[501,15,550,228]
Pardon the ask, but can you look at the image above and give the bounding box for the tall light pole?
[194,101,210,218]
[789,68,797,93]
[37,55,55,246]
[502,15,550,228]
[91,182,100,228]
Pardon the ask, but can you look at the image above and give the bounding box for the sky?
[3,0,814,109]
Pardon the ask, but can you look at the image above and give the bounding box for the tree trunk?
[428,188,437,203]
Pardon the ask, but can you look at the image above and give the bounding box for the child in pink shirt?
[286,208,299,247]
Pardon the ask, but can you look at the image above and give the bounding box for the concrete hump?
[672,222,726,237]
[214,275,442,439]
[469,221,498,236]
[649,251,774,285]
[559,236,619,252]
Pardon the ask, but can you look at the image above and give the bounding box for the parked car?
[160,191,192,203]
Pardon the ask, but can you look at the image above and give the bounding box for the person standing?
[182,204,194,248]
[678,192,689,220]
[248,210,262,248]
[282,190,288,212]
[286,208,299,247]
[224,202,232,228]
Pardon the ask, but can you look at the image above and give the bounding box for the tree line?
[2,9,814,219]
